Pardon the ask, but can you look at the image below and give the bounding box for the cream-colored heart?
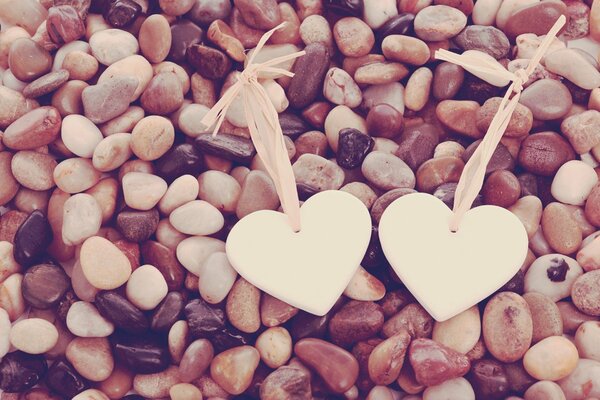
[226,190,372,316]
[379,193,528,321]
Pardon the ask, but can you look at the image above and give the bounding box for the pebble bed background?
[0,0,600,399]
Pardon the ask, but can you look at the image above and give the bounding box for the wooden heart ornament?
[379,193,528,321]
[226,190,372,316]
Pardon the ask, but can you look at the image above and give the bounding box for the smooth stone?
[468,359,510,400]
[366,104,404,139]
[8,38,52,82]
[141,240,185,291]
[288,42,330,109]
[432,306,481,354]
[149,291,184,332]
[226,278,261,334]
[293,154,345,192]
[170,200,224,236]
[255,327,292,369]
[139,15,171,64]
[482,170,521,207]
[89,29,138,66]
[454,25,509,59]
[197,171,240,214]
[367,330,411,385]
[260,366,311,400]
[234,0,281,29]
[66,301,115,337]
[95,290,149,334]
[155,145,202,185]
[168,20,204,62]
[103,0,142,28]
[61,51,97,82]
[323,67,362,108]
[552,160,598,206]
[122,172,167,211]
[525,254,583,301]
[169,383,202,400]
[98,55,153,102]
[13,210,53,267]
[206,19,245,62]
[47,5,85,45]
[10,151,56,191]
[22,263,70,309]
[382,35,429,66]
[176,236,225,276]
[558,358,600,399]
[423,377,476,400]
[324,105,368,151]
[210,346,260,395]
[333,17,375,57]
[0,242,19,287]
[80,236,132,290]
[140,72,184,116]
[82,77,136,124]
[329,301,384,347]
[524,381,566,400]
[51,80,87,117]
[45,359,87,398]
[188,0,232,25]
[111,332,170,374]
[3,106,61,150]
[523,336,579,381]
[66,337,113,382]
[92,133,133,172]
[0,153,19,206]
[518,131,576,176]
[184,298,226,339]
[483,292,533,363]
[197,252,237,304]
[61,114,103,158]
[0,273,26,321]
[504,0,568,40]
[562,110,600,154]
[477,97,532,139]
[575,321,600,361]
[343,265,386,301]
[414,5,467,41]
[295,338,359,393]
[523,292,563,343]
[261,294,299,327]
[408,338,471,386]
[116,209,160,243]
[520,79,573,121]
[436,100,481,138]
[131,116,175,162]
[61,193,102,246]
[125,264,168,311]
[362,151,416,190]
[10,318,58,354]
[0,352,47,392]
[195,133,256,164]
[545,48,600,90]
[133,366,181,399]
[572,270,600,316]
[179,339,214,383]
[0,86,35,129]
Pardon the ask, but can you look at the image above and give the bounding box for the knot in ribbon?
[201,23,306,232]
[434,15,566,232]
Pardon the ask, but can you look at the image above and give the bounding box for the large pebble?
[170,200,224,236]
[572,270,600,316]
[295,338,359,393]
[0,351,47,393]
[226,278,261,334]
[197,252,237,304]
[288,43,330,109]
[131,116,175,161]
[66,337,114,381]
[210,345,260,395]
[176,236,225,276]
[455,25,510,59]
[561,110,600,154]
[197,171,241,214]
[133,365,181,399]
[558,358,600,399]
[98,55,153,102]
[11,151,57,191]
[82,77,137,124]
[575,321,600,361]
[179,338,213,383]
[260,366,311,400]
[80,236,132,290]
[362,151,416,190]
[524,381,567,400]
[323,67,362,108]
[3,106,61,150]
[329,301,384,347]
[324,105,368,152]
[423,377,476,400]
[368,329,411,385]
[122,172,168,211]
[89,29,138,66]
[10,318,58,354]
[546,49,600,90]
[20,266,64,310]
[551,160,598,206]
[518,131,575,176]
[293,154,345,192]
[408,338,471,386]
[414,5,467,41]
[482,292,533,363]
[523,292,563,343]
[432,306,481,354]
[504,0,567,39]
[541,202,582,255]
[333,17,374,57]
[61,114,103,158]
[66,301,115,337]
[61,193,102,246]
[255,327,293,368]
[138,15,171,64]
[523,336,579,381]
[525,254,583,302]
[520,79,572,121]
[95,291,149,334]
[8,38,52,82]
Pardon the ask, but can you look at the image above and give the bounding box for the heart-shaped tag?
[226,190,372,316]
[379,193,528,321]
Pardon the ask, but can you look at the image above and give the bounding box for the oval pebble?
[80,236,132,290]
[126,264,169,311]
[66,301,115,337]
[61,114,103,158]
[9,318,58,354]
[169,200,224,236]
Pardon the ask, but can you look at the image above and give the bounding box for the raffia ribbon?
[201,23,306,232]
[435,15,566,232]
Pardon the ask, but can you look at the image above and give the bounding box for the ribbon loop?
[436,15,566,232]
[201,22,306,232]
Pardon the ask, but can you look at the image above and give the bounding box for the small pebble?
[523,336,579,381]
[126,264,169,311]
[66,301,115,337]
[10,318,58,354]
[80,236,132,290]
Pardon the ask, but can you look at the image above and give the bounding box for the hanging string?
[201,23,306,232]
[435,15,566,232]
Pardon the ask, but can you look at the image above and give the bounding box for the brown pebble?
[62,51,98,81]
[140,72,184,115]
[541,202,582,255]
[523,292,563,343]
[139,14,172,64]
[482,170,521,208]
[333,17,375,57]
[11,151,57,191]
[572,270,600,316]
[226,278,261,334]
[518,131,576,176]
[66,337,114,382]
[416,156,464,193]
[436,100,481,138]
[8,38,53,82]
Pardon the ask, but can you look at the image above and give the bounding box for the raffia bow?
[201,23,306,232]
[435,15,566,232]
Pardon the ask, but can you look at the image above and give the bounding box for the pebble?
[66,301,115,337]
[0,352,47,393]
[13,210,53,267]
[559,358,600,399]
[554,160,598,206]
[432,306,481,354]
[524,381,566,400]
[482,170,521,207]
[116,209,160,243]
[112,331,170,374]
[468,358,510,399]
[518,131,576,176]
[8,38,53,82]
[92,133,133,172]
[333,17,374,57]
[295,338,359,393]
[51,80,87,116]
[323,67,362,108]
[131,116,175,161]
[255,327,293,368]
[414,5,467,41]
[261,294,299,327]
[293,154,345,192]
[416,156,464,193]
[260,366,311,400]
[343,265,386,300]
[329,301,384,347]
[0,86,36,129]
[337,128,374,169]
[46,359,87,398]
[47,5,85,45]
[288,43,330,109]
[455,25,510,59]
[98,55,153,102]
[523,336,579,380]
[472,0,502,25]
[80,236,132,290]
[504,0,567,39]
[11,150,57,191]
[82,76,137,124]
[140,72,184,116]
[423,377,476,400]
[97,366,133,399]
[89,29,138,66]
[10,318,58,354]
[61,51,97,81]
[226,278,261,334]
[177,236,225,276]
[0,242,20,283]
[545,48,600,90]
[170,200,224,236]
[572,270,600,316]
[523,292,563,343]
[0,273,26,321]
[519,79,572,121]
[66,337,114,381]
[404,67,433,112]
[408,338,471,386]
[525,254,583,301]
[197,171,241,214]
[133,366,181,399]
[138,15,171,64]
[362,151,415,190]
[179,339,213,382]
[482,292,533,363]
[210,345,260,395]
[95,290,149,334]
[196,252,237,305]
[562,110,600,154]
[542,202,582,254]
[0,153,19,206]
[575,321,600,361]
[61,192,102,246]
[382,35,429,66]
[169,383,202,400]
[477,97,533,138]
[368,329,411,385]
[436,100,482,138]
[3,106,61,150]
[22,263,69,310]
[122,172,168,211]
[126,264,168,311]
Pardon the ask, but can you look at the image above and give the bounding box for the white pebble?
[158,175,200,215]
[176,236,225,276]
[524,254,583,302]
[122,172,168,211]
[126,264,168,311]
[423,377,475,400]
[551,160,598,206]
[62,193,103,246]
[198,252,237,304]
[169,200,224,235]
[61,115,104,158]
[90,29,139,66]
[66,301,115,337]
[10,318,58,354]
